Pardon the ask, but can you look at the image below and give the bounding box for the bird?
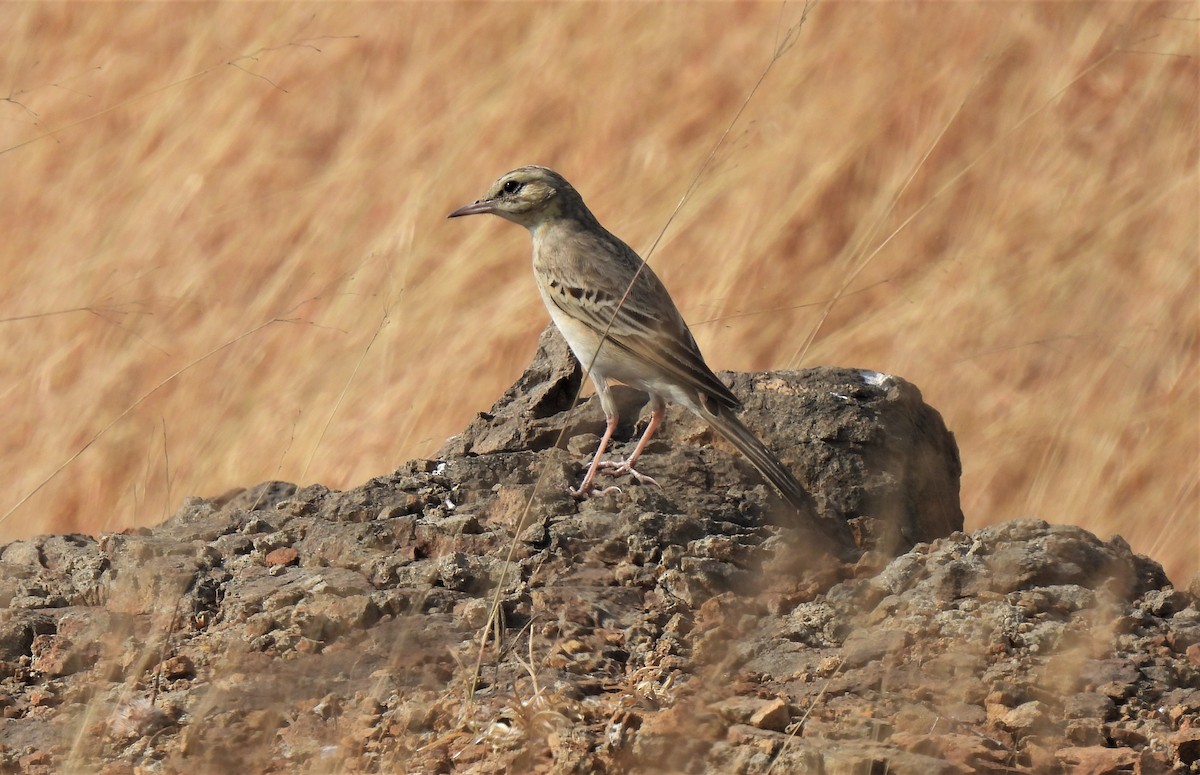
[448,165,825,528]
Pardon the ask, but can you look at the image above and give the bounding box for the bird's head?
[448,166,583,230]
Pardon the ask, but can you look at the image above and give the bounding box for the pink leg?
[571,413,623,499]
[599,404,664,487]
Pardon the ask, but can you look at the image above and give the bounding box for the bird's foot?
[569,482,622,500]
[597,459,660,487]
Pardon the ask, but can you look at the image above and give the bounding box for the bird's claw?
[597,460,660,488]
[570,483,622,500]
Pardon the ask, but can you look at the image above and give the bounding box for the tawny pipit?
[449,166,815,517]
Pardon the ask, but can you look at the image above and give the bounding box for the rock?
[264,547,298,567]
[1064,720,1106,747]
[440,325,962,556]
[1056,745,1138,774]
[158,655,195,680]
[0,332,1191,773]
[27,687,55,707]
[1064,692,1116,720]
[748,698,790,732]
[1174,728,1200,766]
[18,751,51,770]
[714,696,791,732]
[1085,657,1142,700]
[1001,700,1049,735]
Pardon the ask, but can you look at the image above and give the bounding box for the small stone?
[714,697,768,725]
[454,599,490,628]
[1169,703,1198,725]
[313,694,341,720]
[1065,720,1105,746]
[985,703,1010,725]
[1171,729,1200,765]
[380,495,425,518]
[30,634,87,678]
[108,696,173,740]
[18,751,51,769]
[1001,701,1047,734]
[240,516,274,534]
[1056,746,1137,774]
[1083,658,1140,700]
[1107,725,1148,747]
[1144,588,1188,617]
[816,656,841,676]
[265,547,299,567]
[748,698,790,732]
[296,637,322,654]
[1064,692,1115,720]
[986,686,1021,707]
[28,688,56,707]
[275,499,316,516]
[159,655,195,680]
[726,724,783,748]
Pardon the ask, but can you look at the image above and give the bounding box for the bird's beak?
[447,199,495,218]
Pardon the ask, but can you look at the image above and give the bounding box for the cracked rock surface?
[0,328,1194,774]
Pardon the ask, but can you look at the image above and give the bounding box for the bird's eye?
[502,180,522,195]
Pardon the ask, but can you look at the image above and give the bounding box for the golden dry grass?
[1,2,1196,583]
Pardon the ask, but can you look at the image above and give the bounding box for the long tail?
[705,408,809,510]
[702,405,849,545]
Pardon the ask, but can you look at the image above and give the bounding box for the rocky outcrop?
[443,326,964,557]
[0,330,1194,774]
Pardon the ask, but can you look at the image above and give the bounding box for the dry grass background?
[1,2,1196,584]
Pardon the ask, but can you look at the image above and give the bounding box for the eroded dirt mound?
[0,332,1194,774]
